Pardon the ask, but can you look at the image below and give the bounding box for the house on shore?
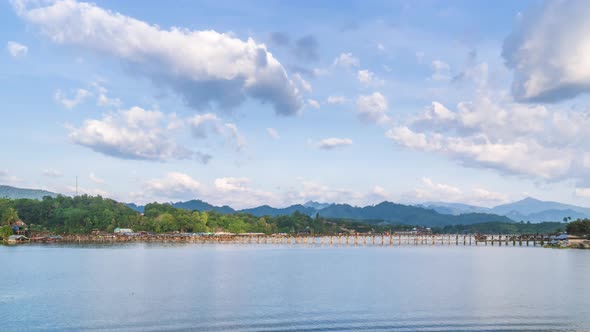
[10,219,28,236]
[7,235,29,243]
[114,228,133,234]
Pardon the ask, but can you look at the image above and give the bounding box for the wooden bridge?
[60,233,553,247]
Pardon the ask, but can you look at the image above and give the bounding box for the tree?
[2,207,20,226]
[0,225,13,240]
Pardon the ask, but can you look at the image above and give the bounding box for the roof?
[8,235,27,240]
[10,220,27,227]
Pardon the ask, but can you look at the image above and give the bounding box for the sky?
[3,0,590,209]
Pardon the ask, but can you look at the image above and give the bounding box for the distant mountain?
[239,204,317,217]
[126,203,145,213]
[419,197,590,222]
[318,201,511,227]
[127,199,512,226]
[127,199,235,214]
[173,200,235,214]
[492,197,590,215]
[303,201,332,210]
[0,185,58,200]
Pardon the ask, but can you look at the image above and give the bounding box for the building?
[114,228,133,234]
[7,235,29,243]
[10,219,28,235]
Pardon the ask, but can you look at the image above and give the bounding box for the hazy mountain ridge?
[0,185,58,200]
[4,184,588,224]
[420,197,590,222]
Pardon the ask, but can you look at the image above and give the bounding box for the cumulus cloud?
[307,99,320,109]
[14,0,302,115]
[316,137,353,150]
[6,41,27,57]
[293,73,312,93]
[189,113,245,151]
[405,177,508,206]
[575,187,590,198]
[214,177,251,192]
[333,52,359,68]
[503,1,590,102]
[42,169,63,178]
[89,172,105,185]
[386,93,590,181]
[326,96,347,104]
[266,127,280,140]
[357,69,384,86]
[356,92,390,124]
[145,172,201,199]
[54,88,91,109]
[430,60,451,81]
[69,106,207,162]
[92,83,122,107]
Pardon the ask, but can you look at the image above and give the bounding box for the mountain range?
[2,184,588,225]
[0,185,57,200]
[420,197,590,222]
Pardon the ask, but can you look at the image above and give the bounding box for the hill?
[423,197,590,222]
[0,185,58,200]
[318,202,512,227]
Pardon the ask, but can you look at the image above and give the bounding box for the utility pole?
[76,176,78,196]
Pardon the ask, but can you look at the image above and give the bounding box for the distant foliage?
[438,222,565,235]
[0,225,13,240]
[0,197,411,235]
[566,219,590,236]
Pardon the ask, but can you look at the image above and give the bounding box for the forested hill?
[129,200,513,227]
[0,185,57,200]
[318,202,513,227]
[1,196,563,235]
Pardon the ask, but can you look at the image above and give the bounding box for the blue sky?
[3,0,590,209]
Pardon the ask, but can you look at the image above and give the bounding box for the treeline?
[566,219,590,236]
[436,221,565,235]
[0,195,412,235]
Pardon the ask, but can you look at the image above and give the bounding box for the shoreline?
[5,232,588,248]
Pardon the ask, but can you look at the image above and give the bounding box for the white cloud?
[54,88,91,109]
[326,95,347,104]
[357,69,384,86]
[405,177,509,207]
[92,83,122,107]
[214,177,251,192]
[66,185,109,197]
[333,52,359,68]
[266,127,280,140]
[316,137,353,150]
[89,172,105,185]
[6,41,27,57]
[356,92,390,124]
[69,106,206,162]
[503,1,590,102]
[145,172,201,199]
[377,43,385,51]
[293,73,312,93]
[385,94,590,180]
[42,169,63,178]
[307,98,320,109]
[14,0,301,115]
[189,113,245,151]
[575,187,590,198]
[430,60,451,81]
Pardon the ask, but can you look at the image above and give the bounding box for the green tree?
[0,225,13,240]
[2,207,20,225]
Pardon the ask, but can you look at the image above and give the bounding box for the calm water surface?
[1,244,589,331]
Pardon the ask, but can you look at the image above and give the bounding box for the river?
[1,244,589,331]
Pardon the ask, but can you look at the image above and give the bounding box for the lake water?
[1,244,589,331]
